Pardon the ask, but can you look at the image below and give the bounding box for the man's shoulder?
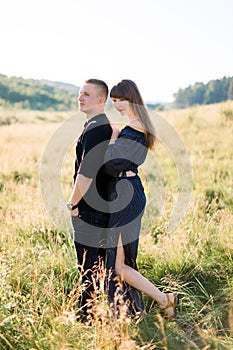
[86,114,112,132]
[92,113,110,126]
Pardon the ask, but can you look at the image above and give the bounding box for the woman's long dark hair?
[110,80,156,149]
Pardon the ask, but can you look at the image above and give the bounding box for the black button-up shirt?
[73,113,112,216]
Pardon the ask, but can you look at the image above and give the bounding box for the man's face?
[78,83,102,115]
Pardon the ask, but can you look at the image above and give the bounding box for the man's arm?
[68,174,92,215]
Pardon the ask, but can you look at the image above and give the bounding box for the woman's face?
[111,98,132,117]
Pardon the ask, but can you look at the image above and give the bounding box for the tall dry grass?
[1,102,233,349]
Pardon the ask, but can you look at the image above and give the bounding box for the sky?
[1,0,233,102]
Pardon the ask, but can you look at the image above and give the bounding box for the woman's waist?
[118,170,136,178]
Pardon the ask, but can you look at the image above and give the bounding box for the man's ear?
[99,95,106,104]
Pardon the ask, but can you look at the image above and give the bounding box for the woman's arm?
[109,123,120,144]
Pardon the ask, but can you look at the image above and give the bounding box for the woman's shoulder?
[119,125,146,147]
[121,125,146,136]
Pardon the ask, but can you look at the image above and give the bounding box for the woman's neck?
[127,111,139,122]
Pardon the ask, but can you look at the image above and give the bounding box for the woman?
[104,79,178,320]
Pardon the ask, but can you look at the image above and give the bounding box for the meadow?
[0,101,233,349]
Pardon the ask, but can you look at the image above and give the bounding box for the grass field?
[0,101,233,349]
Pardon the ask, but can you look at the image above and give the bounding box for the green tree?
[0,74,79,110]
[228,77,233,100]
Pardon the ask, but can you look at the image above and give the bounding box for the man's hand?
[71,207,79,217]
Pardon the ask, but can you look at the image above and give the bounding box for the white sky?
[1,0,233,102]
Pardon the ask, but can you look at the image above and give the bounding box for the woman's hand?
[110,123,120,144]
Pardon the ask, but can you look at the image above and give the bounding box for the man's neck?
[86,109,105,120]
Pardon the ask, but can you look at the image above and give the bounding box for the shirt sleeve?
[103,137,147,177]
[78,124,112,178]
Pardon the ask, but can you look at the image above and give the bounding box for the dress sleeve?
[103,136,147,177]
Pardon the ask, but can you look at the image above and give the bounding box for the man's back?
[73,113,112,218]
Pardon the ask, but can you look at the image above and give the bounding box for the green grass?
[1,102,233,349]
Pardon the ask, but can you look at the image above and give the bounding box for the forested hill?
[2,73,233,111]
[0,74,79,110]
[174,76,233,108]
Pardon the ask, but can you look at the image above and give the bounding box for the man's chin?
[79,106,88,113]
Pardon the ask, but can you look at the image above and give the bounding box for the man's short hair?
[85,79,108,101]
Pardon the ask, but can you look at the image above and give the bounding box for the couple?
[67,78,178,322]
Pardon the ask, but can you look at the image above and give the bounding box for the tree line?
[1,73,233,111]
[173,76,233,108]
[0,74,79,110]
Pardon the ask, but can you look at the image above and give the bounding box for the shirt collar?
[84,113,106,127]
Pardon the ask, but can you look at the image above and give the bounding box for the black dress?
[103,125,148,316]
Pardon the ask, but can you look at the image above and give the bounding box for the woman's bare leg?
[115,235,168,308]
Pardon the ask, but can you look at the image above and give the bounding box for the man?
[67,79,112,320]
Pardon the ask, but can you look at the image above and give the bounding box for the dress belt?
[118,170,136,177]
